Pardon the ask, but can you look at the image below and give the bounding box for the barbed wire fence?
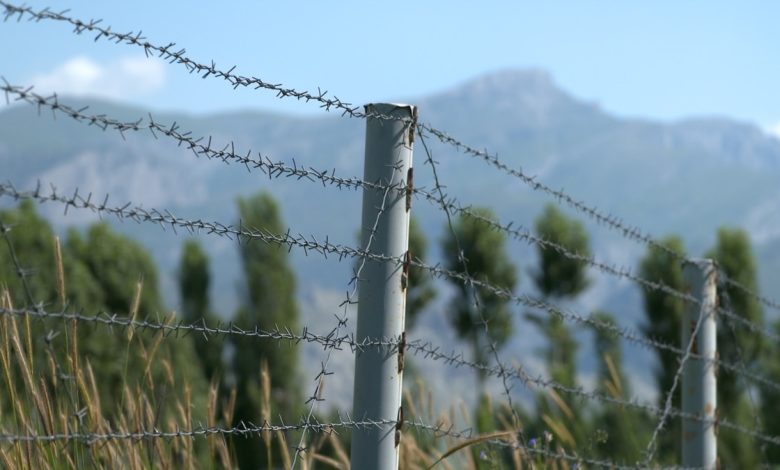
[0,2,779,469]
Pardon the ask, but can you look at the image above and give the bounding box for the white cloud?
[30,55,165,100]
[766,122,780,140]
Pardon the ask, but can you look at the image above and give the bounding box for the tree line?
[2,193,779,468]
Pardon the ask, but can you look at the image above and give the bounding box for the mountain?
[2,68,780,408]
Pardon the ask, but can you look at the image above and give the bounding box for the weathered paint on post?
[350,103,415,470]
[682,259,718,469]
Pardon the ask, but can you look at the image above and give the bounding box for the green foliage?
[0,200,60,307]
[527,204,590,387]
[532,204,591,298]
[231,191,302,469]
[0,202,209,440]
[441,208,517,384]
[178,239,224,381]
[525,204,590,451]
[705,228,763,468]
[638,234,685,462]
[406,216,436,329]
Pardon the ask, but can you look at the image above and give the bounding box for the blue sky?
[1,1,779,133]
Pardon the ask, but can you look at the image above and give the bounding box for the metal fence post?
[350,103,415,470]
[682,259,718,469]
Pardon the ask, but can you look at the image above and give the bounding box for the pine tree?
[441,207,517,386]
[638,235,686,463]
[178,239,224,381]
[0,202,208,425]
[406,216,436,330]
[231,191,301,469]
[526,204,590,452]
[705,228,763,468]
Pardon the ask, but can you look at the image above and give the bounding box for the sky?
[1,1,779,135]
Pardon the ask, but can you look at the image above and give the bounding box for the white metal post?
[350,103,415,470]
[682,259,718,469]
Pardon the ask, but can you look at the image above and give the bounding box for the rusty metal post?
[682,259,718,469]
[350,103,415,470]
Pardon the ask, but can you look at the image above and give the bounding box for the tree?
[0,202,208,423]
[531,204,590,299]
[527,204,590,387]
[705,228,763,468]
[178,239,224,382]
[405,216,436,330]
[441,207,517,385]
[65,222,209,415]
[0,200,60,308]
[638,235,686,463]
[230,191,301,469]
[525,204,590,452]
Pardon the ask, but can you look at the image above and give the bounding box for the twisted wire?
[4,181,780,394]
[3,301,778,432]
[0,418,396,445]
[0,80,388,194]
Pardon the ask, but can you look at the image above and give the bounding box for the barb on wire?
[418,129,530,451]
[291,163,401,467]
[5,181,779,394]
[0,80,389,194]
[0,417,396,445]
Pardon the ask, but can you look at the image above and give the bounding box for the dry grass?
[0,236,585,469]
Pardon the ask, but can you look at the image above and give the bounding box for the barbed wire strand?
[0,80,387,194]
[3,301,779,440]
[4,79,775,348]
[3,181,779,395]
[0,417,396,445]
[3,0,775,314]
[417,129,531,456]
[291,162,400,467]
